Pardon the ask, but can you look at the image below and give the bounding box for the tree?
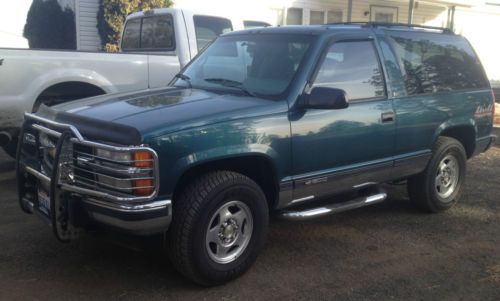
[23,0,76,49]
[97,0,172,52]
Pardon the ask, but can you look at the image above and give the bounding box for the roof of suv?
[224,22,454,37]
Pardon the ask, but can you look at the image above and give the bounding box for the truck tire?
[408,136,467,212]
[168,171,269,286]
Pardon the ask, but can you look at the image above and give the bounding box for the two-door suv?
[17,23,496,285]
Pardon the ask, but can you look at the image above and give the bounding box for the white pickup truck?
[0,8,270,156]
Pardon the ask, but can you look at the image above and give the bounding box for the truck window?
[194,15,233,51]
[313,41,386,100]
[141,15,175,50]
[122,14,175,52]
[244,20,271,29]
[121,18,141,50]
[389,33,489,95]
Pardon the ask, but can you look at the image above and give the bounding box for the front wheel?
[168,171,269,286]
[408,136,467,212]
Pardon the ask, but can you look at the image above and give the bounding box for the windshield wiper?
[203,78,257,97]
[175,73,192,89]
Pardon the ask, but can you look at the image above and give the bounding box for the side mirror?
[302,87,349,110]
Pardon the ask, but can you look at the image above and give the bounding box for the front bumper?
[17,111,172,239]
[20,187,172,236]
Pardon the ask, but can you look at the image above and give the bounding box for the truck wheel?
[408,136,467,212]
[168,171,269,286]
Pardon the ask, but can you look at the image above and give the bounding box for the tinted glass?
[390,32,489,95]
[313,41,385,100]
[244,20,271,29]
[194,15,233,51]
[141,15,175,50]
[121,18,141,50]
[174,34,314,98]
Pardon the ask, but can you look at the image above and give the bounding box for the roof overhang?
[417,0,485,7]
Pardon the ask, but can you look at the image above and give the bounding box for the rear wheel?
[168,171,269,286]
[408,136,467,212]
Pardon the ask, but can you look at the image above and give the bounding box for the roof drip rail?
[325,22,454,34]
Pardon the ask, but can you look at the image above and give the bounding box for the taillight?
[132,151,154,196]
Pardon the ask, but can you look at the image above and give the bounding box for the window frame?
[308,38,388,103]
[121,14,176,53]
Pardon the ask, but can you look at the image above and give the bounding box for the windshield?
[173,34,314,99]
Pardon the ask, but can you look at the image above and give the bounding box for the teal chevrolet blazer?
[17,23,496,285]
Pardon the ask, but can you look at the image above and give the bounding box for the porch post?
[449,6,456,30]
[408,0,414,24]
[347,0,353,22]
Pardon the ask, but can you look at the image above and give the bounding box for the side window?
[313,41,386,100]
[121,18,141,50]
[194,15,233,51]
[141,15,175,50]
[390,33,489,95]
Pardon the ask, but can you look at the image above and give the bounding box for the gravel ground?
[0,129,499,300]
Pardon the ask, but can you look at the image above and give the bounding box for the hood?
[49,87,288,141]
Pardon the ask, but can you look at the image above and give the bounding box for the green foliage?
[23,0,76,49]
[97,0,173,51]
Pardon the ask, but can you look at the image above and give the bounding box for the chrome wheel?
[205,200,253,264]
[435,154,460,200]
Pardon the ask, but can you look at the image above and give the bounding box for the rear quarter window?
[389,32,489,95]
[122,14,175,52]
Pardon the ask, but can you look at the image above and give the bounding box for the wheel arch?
[434,120,476,158]
[171,154,280,209]
[33,81,107,111]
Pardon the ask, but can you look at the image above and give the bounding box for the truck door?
[289,36,396,203]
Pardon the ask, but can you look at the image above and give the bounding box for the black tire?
[408,136,467,212]
[168,171,269,286]
[2,136,18,159]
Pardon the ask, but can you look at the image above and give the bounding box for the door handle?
[381,111,395,123]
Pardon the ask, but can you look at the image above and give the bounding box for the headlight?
[77,148,156,197]
[96,148,131,162]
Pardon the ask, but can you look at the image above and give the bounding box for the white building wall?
[75,0,102,51]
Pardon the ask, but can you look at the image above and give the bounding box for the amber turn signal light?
[132,151,153,168]
[132,151,154,196]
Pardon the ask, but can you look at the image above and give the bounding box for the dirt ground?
[0,129,499,300]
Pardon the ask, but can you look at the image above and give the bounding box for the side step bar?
[279,192,387,221]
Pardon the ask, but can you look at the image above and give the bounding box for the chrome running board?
[279,192,387,221]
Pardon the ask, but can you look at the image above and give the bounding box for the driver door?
[290,37,396,202]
